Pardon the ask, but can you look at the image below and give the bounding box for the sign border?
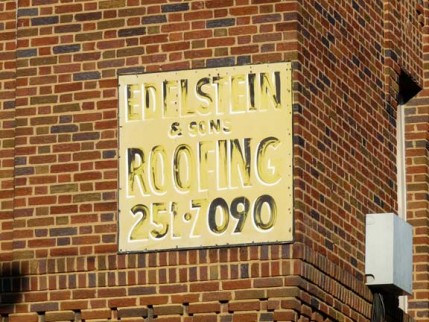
[117,62,294,253]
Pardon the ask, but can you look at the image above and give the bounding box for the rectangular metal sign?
[118,62,293,252]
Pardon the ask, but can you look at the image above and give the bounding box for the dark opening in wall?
[398,70,421,104]
[0,265,22,316]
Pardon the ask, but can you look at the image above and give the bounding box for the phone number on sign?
[128,194,277,242]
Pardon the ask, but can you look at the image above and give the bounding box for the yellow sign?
[118,63,293,252]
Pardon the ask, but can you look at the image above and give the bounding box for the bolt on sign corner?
[118,62,293,253]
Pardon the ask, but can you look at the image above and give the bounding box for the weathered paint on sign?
[118,62,293,252]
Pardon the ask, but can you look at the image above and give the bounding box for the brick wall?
[296,0,389,281]
[295,0,421,284]
[405,1,429,320]
[0,0,16,264]
[0,0,425,321]
[406,95,429,320]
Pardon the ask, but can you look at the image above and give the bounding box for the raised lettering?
[149,145,169,194]
[256,137,281,185]
[195,77,213,114]
[173,144,196,193]
[127,84,141,121]
[230,138,251,188]
[128,148,149,196]
[198,140,216,191]
[144,82,161,120]
[260,72,281,110]
[231,74,248,113]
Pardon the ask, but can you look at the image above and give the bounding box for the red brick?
[228,300,260,312]
[139,295,169,305]
[9,314,38,322]
[31,36,59,47]
[273,311,298,320]
[60,300,89,310]
[153,305,183,316]
[231,313,258,321]
[222,279,251,290]
[155,317,181,322]
[45,311,75,322]
[159,284,188,294]
[54,82,83,93]
[253,277,283,288]
[184,315,217,322]
[108,297,137,308]
[81,309,111,320]
[206,0,233,8]
[188,302,221,314]
[72,289,96,299]
[50,247,78,257]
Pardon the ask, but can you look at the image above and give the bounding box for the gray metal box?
[365,213,413,295]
